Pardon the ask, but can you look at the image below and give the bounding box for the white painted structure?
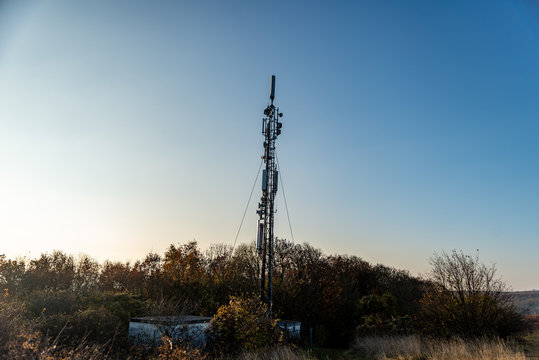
[128,315,212,347]
[278,320,301,339]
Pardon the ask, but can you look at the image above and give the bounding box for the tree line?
[0,240,526,352]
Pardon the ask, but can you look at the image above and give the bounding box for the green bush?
[83,292,149,324]
[37,306,121,347]
[26,290,80,316]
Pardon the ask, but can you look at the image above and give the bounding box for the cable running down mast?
[256,75,283,316]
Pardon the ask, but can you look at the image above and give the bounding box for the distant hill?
[512,291,539,315]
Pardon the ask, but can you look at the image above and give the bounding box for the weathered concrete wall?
[128,321,210,347]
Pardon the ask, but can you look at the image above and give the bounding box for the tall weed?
[354,335,526,360]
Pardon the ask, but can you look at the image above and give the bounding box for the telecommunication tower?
[256,75,283,315]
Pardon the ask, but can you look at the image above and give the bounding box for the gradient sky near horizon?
[0,1,538,290]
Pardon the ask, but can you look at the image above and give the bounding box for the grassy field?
[522,332,539,359]
[240,335,539,360]
[248,333,539,360]
[514,291,539,315]
[305,347,363,360]
[351,335,528,360]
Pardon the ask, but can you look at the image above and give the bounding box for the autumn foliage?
[209,296,279,354]
[0,241,526,358]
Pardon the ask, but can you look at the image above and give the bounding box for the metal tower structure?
[256,75,283,315]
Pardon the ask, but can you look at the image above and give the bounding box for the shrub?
[26,289,80,316]
[38,306,122,347]
[0,291,33,356]
[419,250,525,338]
[153,335,208,360]
[209,295,280,354]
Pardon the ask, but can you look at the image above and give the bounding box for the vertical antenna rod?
[256,75,283,316]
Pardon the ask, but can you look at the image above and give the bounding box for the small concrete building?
[277,320,301,340]
[128,315,212,347]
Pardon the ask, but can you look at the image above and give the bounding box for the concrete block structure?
[128,315,212,348]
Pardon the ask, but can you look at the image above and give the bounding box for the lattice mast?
[256,75,283,316]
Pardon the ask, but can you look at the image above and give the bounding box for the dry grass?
[237,346,314,360]
[354,335,526,360]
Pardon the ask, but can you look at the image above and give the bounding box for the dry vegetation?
[354,335,526,360]
[0,245,531,359]
[237,347,314,360]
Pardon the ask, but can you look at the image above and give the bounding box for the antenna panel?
[270,75,276,101]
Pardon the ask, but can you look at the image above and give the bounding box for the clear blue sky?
[0,0,537,290]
